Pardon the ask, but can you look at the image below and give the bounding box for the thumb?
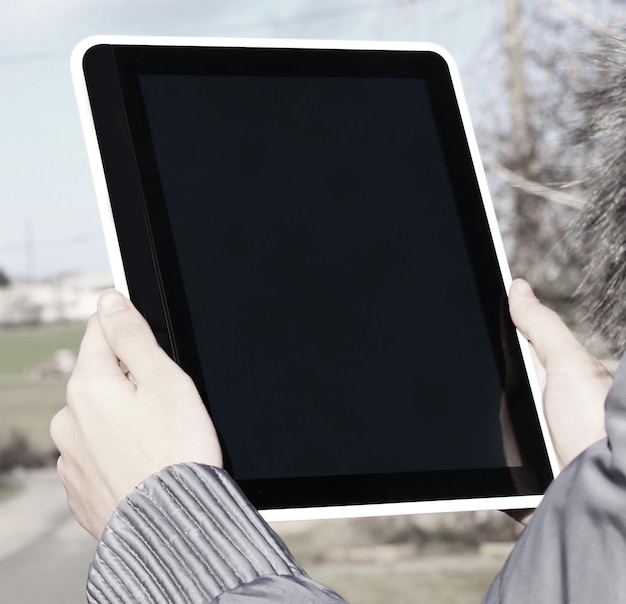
[96,289,167,382]
[508,279,586,371]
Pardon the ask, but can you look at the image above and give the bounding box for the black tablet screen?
[138,74,505,480]
[80,43,552,507]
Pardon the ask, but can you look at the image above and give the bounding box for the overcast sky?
[1,0,617,282]
[0,0,510,281]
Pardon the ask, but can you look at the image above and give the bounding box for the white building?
[0,272,114,326]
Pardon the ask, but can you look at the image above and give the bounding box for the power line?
[0,233,103,254]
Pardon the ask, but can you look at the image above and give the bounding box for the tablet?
[72,36,558,521]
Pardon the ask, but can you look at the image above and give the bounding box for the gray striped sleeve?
[87,464,342,603]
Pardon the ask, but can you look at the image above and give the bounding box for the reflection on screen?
[139,74,506,480]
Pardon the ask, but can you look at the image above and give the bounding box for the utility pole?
[503,0,544,286]
[503,0,534,172]
[24,219,36,282]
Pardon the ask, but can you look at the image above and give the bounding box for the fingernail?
[98,289,129,315]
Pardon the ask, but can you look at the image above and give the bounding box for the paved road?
[0,469,95,603]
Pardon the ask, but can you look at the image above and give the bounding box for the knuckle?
[66,371,89,405]
[49,408,68,448]
[55,453,68,483]
[56,452,64,473]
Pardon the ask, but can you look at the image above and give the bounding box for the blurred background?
[1,0,624,602]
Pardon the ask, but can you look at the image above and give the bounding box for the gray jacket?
[89,353,626,603]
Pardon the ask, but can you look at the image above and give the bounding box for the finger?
[96,289,170,383]
[508,279,587,370]
[71,313,129,382]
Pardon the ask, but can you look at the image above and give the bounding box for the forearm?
[484,353,626,603]
[88,464,347,603]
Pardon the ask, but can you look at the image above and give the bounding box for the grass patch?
[0,322,81,462]
[0,375,68,450]
[0,323,83,377]
[0,481,23,505]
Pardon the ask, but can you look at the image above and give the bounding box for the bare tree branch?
[484,159,585,210]
[547,0,620,39]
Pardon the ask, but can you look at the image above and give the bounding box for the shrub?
[0,429,58,473]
